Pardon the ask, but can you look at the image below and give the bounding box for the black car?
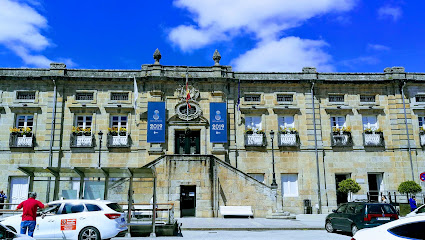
[325,202,398,236]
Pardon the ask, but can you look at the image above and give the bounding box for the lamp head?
[270,130,275,140]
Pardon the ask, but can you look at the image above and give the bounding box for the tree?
[398,181,422,199]
[338,179,361,202]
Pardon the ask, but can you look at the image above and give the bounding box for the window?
[336,204,347,213]
[281,174,298,197]
[61,204,85,214]
[278,116,294,130]
[76,92,94,101]
[416,95,425,103]
[244,94,261,102]
[277,94,293,102]
[346,203,356,214]
[329,95,344,103]
[106,203,124,213]
[419,116,424,129]
[16,115,34,130]
[245,116,262,132]
[85,204,102,212]
[362,116,378,130]
[248,173,265,183]
[76,116,92,130]
[110,116,127,129]
[111,92,129,101]
[331,116,346,128]
[360,95,375,103]
[16,91,35,100]
[388,221,425,239]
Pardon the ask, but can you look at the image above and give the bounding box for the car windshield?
[37,204,61,214]
[367,204,396,214]
[106,203,124,213]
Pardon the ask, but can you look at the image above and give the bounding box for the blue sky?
[0,0,424,72]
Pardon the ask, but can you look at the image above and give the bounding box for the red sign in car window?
[61,219,76,231]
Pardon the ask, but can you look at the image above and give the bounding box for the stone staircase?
[266,211,296,219]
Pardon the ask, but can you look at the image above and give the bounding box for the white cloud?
[340,56,380,69]
[232,37,334,72]
[378,6,402,21]
[0,0,72,67]
[368,44,390,51]
[169,0,356,50]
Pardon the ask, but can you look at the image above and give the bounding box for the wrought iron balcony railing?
[331,132,353,147]
[245,132,267,147]
[363,132,384,147]
[70,134,95,148]
[9,133,34,148]
[107,133,131,148]
[278,132,300,147]
[420,132,425,147]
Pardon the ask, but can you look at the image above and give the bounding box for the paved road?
[114,230,352,240]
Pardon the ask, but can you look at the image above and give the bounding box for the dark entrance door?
[175,130,200,154]
[180,185,196,217]
[368,174,380,202]
[335,174,349,205]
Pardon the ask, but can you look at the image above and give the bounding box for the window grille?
[76,92,94,101]
[277,94,293,102]
[111,92,129,101]
[360,95,375,102]
[416,95,425,103]
[17,91,35,100]
[329,95,344,103]
[244,94,261,102]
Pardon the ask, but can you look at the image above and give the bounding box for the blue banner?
[147,102,165,143]
[210,102,227,143]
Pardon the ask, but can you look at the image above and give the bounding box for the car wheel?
[78,227,100,240]
[351,224,358,236]
[325,221,335,233]
[6,226,16,233]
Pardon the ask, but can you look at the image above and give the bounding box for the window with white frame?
[362,116,378,131]
[16,91,36,100]
[245,116,262,132]
[110,116,128,130]
[415,95,425,103]
[331,116,346,129]
[281,174,298,197]
[244,94,261,102]
[278,116,294,131]
[248,173,265,183]
[110,92,129,101]
[329,95,344,103]
[75,116,92,131]
[76,92,94,101]
[277,94,293,103]
[16,115,34,129]
[419,116,425,130]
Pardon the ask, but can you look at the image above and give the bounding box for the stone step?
[266,212,296,219]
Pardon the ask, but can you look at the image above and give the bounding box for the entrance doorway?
[175,130,200,154]
[335,174,350,205]
[368,173,383,202]
[9,177,29,207]
[180,185,196,217]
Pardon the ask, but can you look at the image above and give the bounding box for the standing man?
[409,195,417,212]
[15,192,48,237]
[0,190,7,215]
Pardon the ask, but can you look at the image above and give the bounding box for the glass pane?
[419,117,424,127]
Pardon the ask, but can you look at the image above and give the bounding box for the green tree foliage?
[338,179,361,194]
[398,181,422,195]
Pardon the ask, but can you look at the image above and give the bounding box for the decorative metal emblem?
[177,84,200,102]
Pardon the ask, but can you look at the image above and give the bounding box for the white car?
[0,199,127,240]
[405,204,425,218]
[0,223,34,239]
[352,215,425,240]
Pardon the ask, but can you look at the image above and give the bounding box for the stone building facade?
[0,53,424,217]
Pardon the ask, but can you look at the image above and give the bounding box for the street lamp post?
[98,131,103,168]
[270,130,278,189]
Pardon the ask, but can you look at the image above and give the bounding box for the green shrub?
[398,181,422,197]
[338,178,361,194]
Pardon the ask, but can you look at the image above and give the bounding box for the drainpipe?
[46,79,58,201]
[401,81,415,181]
[311,82,322,214]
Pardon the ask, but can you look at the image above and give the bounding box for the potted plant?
[119,127,127,136]
[72,126,83,136]
[10,127,20,135]
[108,127,119,136]
[245,127,254,134]
[338,178,361,202]
[22,127,32,137]
[342,126,351,134]
[364,128,373,134]
[83,127,91,136]
[256,129,264,134]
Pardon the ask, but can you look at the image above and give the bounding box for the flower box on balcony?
[70,134,94,148]
[9,133,34,148]
[245,132,266,147]
[331,132,353,147]
[278,132,300,147]
[107,133,131,148]
[363,132,384,147]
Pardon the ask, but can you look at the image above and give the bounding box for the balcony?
[420,132,425,147]
[9,134,34,148]
[363,132,384,147]
[245,132,266,147]
[278,132,300,147]
[70,134,95,148]
[107,133,131,148]
[331,132,353,147]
